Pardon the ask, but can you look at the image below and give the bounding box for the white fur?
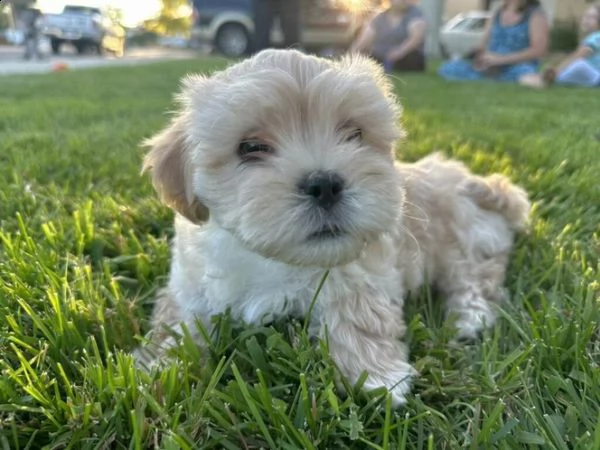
[134,49,531,406]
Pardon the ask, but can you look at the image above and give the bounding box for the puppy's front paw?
[329,334,417,407]
[131,334,179,371]
[452,302,497,340]
[446,290,499,340]
[362,362,417,407]
[131,346,160,371]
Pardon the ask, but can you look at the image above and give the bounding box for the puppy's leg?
[440,172,528,339]
[440,252,510,339]
[132,289,203,369]
[323,290,415,406]
[445,288,498,340]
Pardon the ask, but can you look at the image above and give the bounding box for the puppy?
[134,49,530,406]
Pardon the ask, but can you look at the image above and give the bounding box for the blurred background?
[0,1,590,68]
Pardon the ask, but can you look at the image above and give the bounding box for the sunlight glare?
[337,0,373,14]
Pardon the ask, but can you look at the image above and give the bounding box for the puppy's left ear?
[142,115,209,223]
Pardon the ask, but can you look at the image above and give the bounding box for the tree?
[106,6,124,26]
[7,0,35,7]
[3,0,34,30]
[420,0,446,58]
[143,0,192,36]
[0,5,9,30]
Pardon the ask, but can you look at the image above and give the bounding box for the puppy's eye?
[338,124,363,143]
[238,140,274,161]
[346,128,363,142]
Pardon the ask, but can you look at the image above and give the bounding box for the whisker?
[398,223,422,260]
[401,199,430,223]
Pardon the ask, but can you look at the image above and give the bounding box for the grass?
[0,57,599,449]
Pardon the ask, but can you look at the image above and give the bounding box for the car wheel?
[95,42,108,57]
[51,38,61,55]
[215,23,249,57]
[75,42,87,55]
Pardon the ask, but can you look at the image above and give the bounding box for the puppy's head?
[143,49,405,268]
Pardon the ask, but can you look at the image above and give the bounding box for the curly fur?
[133,49,531,406]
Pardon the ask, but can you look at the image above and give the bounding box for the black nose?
[299,171,345,209]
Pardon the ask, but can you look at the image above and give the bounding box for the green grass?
[0,58,599,449]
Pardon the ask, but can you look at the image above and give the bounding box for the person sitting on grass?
[521,3,600,88]
[350,0,427,73]
[438,0,549,84]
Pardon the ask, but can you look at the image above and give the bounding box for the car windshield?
[63,6,101,15]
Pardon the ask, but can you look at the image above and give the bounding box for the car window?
[468,18,487,31]
[449,18,468,31]
[451,17,487,32]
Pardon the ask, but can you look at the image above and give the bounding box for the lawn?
[0,58,599,449]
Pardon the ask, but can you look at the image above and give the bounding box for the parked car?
[157,35,191,48]
[439,11,491,59]
[189,0,369,57]
[42,5,126,56]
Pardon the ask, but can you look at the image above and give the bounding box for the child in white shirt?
[523,4,600,87]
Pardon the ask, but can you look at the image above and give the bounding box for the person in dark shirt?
[351,0,427,72]
[23,8,44,60]
[252,0,301,53]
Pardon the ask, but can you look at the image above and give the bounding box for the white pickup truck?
[42,5,125,56]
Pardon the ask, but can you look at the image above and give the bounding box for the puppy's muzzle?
[298,171,345,210]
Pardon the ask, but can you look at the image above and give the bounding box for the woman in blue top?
[439,0,549,84]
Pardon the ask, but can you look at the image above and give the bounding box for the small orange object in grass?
[52,62,69,72]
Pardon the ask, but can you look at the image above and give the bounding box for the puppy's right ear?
[142,115,209,223]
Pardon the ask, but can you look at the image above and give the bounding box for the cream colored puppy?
[134,49,530,406]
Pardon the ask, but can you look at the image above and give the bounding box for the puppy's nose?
[299,171,345,209]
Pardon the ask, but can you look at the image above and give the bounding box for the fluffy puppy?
[134,49,530,406]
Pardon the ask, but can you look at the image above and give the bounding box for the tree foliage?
[143,0,191,36]
[0,2,8,29]
[106,6,124,26]
[7,0,35,8]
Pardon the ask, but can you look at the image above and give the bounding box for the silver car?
[439,11,491,59]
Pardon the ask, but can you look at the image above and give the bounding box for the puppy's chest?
[185,245,325,325]
[174,227,403,327]
[210,265,323,324]
[192,262,403,330]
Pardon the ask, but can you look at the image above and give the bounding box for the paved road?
[0,45,198,76]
